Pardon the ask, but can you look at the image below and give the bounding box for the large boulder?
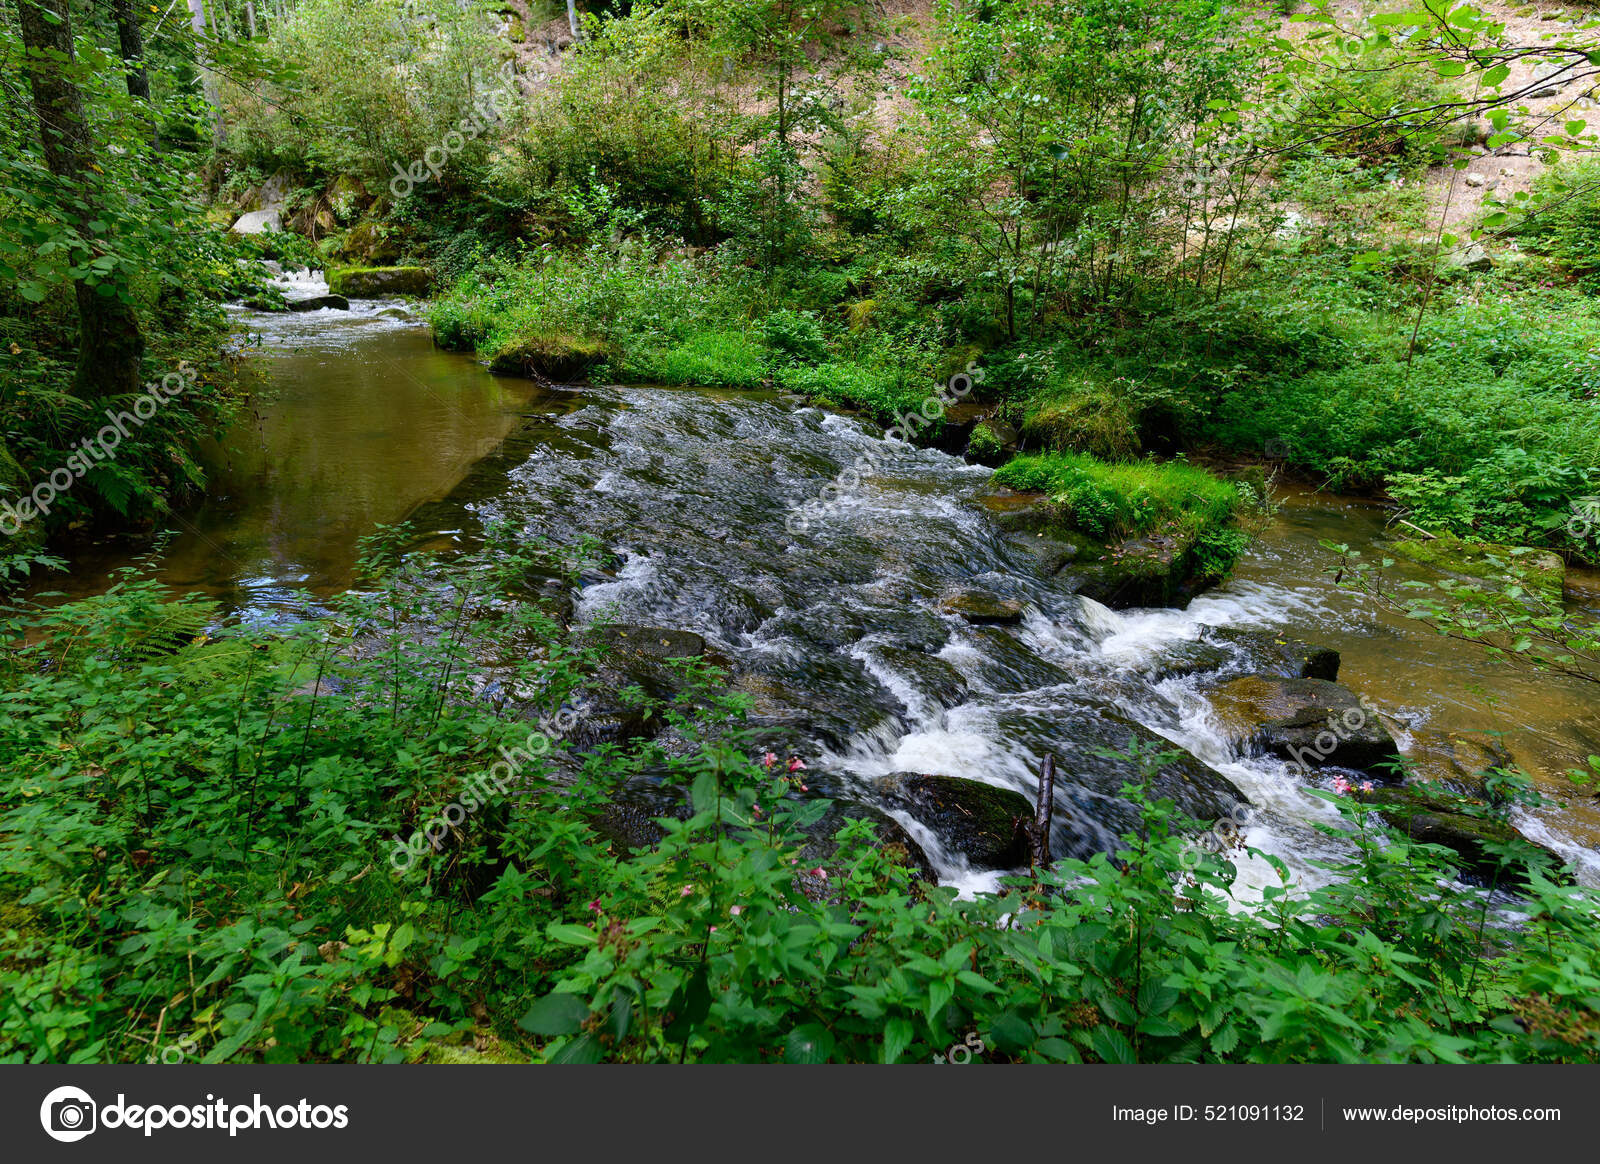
[327,266,432,298]
[877,774,1032,871]
[337,220,403,266]
[1064,528,1216,610]
[488,330,608,381]
[231,208,281,234]
[972,486,1242,609]
[1203,675,1401,776]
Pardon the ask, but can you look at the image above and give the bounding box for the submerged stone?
[939,588,1026,625]
[1391,533,1565,605]
[1198,625,1340,681]
[1204,675,1401,776]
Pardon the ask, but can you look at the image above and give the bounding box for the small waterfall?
[473,385,1441,899]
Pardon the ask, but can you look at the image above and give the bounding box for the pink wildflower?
[763,751,778,769]
[787,757,807,773]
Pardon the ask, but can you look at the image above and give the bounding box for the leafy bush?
[1519,157,1600,292]
[757,309,828,364]
[1021,374,1142,460]
[221,0,508,188]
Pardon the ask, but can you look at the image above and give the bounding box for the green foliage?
[1519,157,1600,293]
[4,531,1599,1064]
[221,0,508,188]
[967,422,1005,464]
[1021,374,1142,460]
[993,452,1242,543]
[622,330,768,389]
[1205,289,1600,558]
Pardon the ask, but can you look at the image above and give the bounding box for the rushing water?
[46,301,1600,893]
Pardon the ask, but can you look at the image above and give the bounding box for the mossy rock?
[488,331,609,381]
[939,588,1026,625]
[1392,533,1565,604]
[974,487,1064,533]
[976,487,1225,608]
[1003,531,1086,578]
[327,266,432,298]
[327,174,370,225]
[337,220,402,265]
[1065,525,1212,610]
[877,773,1032,871]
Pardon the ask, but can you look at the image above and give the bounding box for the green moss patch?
[327,266,432,297]
[487,330,609,380]
[1392,533,1565,603]
[992,452,1242,543]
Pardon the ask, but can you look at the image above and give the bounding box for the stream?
[42,286,1600,896]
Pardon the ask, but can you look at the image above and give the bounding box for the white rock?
[231,209,282,234]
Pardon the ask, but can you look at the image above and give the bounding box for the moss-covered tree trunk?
[110,0,151,103]
[18,0,146,401]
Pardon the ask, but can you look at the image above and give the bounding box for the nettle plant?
[0,522,614,1063]
[521,740,1600,1064]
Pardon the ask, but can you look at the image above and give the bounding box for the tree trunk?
[186,0,224,147]
[567,0,583,41]
[17,0,146,401]
[110,0,151,102]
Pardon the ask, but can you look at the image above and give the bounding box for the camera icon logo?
[39,1086,97,1143]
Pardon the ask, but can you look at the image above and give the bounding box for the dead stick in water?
[1030,753,1055,874]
